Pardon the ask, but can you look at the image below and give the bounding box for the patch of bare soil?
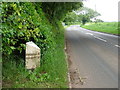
[65,39,86,88]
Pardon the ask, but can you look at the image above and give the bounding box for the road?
[66,25,118,88]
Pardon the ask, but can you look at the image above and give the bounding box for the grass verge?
[2,23,68,88]
[82,22,119,35]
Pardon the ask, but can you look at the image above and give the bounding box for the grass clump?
[2,56,50,88]
[82,22,119,35]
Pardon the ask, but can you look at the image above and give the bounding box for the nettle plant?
[1,2,55,57]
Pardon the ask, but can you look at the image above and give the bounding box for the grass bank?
[2,2,68,88]
[3,23,68,88]
[82,22,119,35]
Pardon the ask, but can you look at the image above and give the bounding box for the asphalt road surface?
[66,25,118,88]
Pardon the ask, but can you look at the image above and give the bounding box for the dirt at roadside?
[65,39,86,88]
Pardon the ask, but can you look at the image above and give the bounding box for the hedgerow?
[1,2,55,57]
[2,2,67,88]
[2,2,83,88]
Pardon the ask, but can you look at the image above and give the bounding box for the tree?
[77,7,101,24]
[80,15,90,25]
[63,7,101,25]
[41,2,83,21]
[63,12,79,25]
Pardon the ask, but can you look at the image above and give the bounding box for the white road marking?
[95,32,118,38]
[86,33,93,35]
[115,45,120,48]
[94,36,107,42]
[81,27,118,38]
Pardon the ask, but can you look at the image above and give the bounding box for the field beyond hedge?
[82,22,119,35]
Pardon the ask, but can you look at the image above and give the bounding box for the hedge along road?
[66,25,118,88]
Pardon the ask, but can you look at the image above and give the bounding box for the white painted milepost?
[26,41,40,70]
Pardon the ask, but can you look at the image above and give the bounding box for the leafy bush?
[2,2,68,88]
[1,2,54,57]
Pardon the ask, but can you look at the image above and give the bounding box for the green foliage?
[64,7,101,25]
[82,22,119,35]
[2,55,49,88]
[63,12,79,25]
[41,2,83,21]
[79,7,101,18]
[2,22,68,88]
[79,14,90,25]
[77,7,101,25]
[2,1,84,88]
[1,2,54,57]
[1,2,83,56]
[2,2,71,88]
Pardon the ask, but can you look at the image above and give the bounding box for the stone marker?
[26,41,40,70]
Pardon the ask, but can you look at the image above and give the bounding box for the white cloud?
[83,0,119,22]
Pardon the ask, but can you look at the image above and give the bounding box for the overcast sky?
[83,0,119,22]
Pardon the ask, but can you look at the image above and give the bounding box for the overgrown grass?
[82,22,119,35]
[3,57,53,88]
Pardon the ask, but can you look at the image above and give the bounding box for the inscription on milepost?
[26,41,40,70]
